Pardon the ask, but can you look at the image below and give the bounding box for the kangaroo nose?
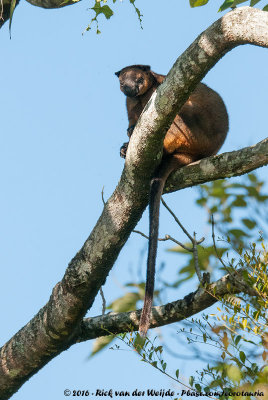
[122,85,137,97]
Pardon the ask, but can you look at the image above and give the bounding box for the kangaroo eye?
[137,77,144,84]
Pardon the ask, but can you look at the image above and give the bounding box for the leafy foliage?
[190,0,209,6]
[91,334,115,356]
[92,172,268,397]
[6,0,268,36]
[112,240,268,398]
[91,173,268,355]
[84,0,268,34]
[166,174,268,289]
[197,174,268,241]
[183,242,268,397]
[111,331,195,394]
[189,0,268,12]
[85,0,142,34]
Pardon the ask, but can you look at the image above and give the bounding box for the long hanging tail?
[139,176,166,337]
[138,155,189,337]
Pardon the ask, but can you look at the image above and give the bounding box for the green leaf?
[195,384,202,392]
[175,369,180,379]
[189,376,194,386]
[210,187,228,198]
[234,335,241,346]
[190,0,209,7]
[231,196,247,207]
[246,186,260,198]
[248,173,258,182]
[256,194,268,202]
[85,1,114,33]
[154,346,163,354]
[263,5,268,11]
[107,292,140,312]
[239,351,246,363]
[129,0,143,26]
[196,197,207,206]
[168,242,192,253]
[227,365,242,382]
[242,218,257,230]
[219,0,235,12]
[91,4,114,19]
[101,5,113,19]
[228,228,249,239]
[232,0,249,5]
[90,335,115,357]
[134,334,146,353]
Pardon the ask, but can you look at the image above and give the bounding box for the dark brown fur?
[115,65,229,336]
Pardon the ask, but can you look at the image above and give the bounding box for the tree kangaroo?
[115,64,229,336]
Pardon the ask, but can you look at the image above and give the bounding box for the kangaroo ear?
[115,70,121,77]
[150,71,165,84]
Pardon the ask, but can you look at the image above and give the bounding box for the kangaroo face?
[115,65,154,98]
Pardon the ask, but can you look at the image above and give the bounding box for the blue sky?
[1,1,268,399]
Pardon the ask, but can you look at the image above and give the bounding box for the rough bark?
[1,6,268,399]
[165,137,268,194]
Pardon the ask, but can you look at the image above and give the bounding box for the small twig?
[133,230,193,251]
[101,186,106,205]
[99,287,106,315]
[161,197,206,283]
[211,215,231,274]
[211,215,258,296]
[193,232,202,282]
[160,198,205,246]
[165,235,193,252]
[133,229,150,240]
[161,197,194,242]
[135,198,207,283]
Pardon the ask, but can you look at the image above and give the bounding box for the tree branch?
[1,0,76,28]
[164,137,268,194]
[76,269,251,341]
[1,6,268,399]
[25,0,79,9]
